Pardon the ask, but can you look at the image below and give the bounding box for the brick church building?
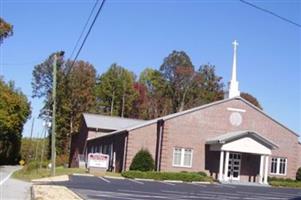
[70,41,301,185]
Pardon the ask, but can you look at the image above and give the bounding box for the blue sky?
[1,0,300,139]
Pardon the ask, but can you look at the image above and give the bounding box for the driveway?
[0,165,32,200]
[52,175,301,200]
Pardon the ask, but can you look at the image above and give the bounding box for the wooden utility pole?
[51,54,57,176]
[27,118,35,162]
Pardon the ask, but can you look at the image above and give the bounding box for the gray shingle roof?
[83,113,145,131]
[206,130,278,149]
[88,97,299,141]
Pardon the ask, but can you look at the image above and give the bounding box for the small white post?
[259,155,264,184]
[224,151,230,181]
[264,156,269,184]
[219,151,224,182]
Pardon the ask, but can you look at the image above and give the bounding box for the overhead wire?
[239,0,301,28]
[67,0,107,75]
[68,0,99,60]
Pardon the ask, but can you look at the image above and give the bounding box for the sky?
[1,0,300,139]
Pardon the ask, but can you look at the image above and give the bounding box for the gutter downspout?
[156,119,164,171]
[122,131,129,171]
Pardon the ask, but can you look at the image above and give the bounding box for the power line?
[239,0,301,28]
[67,0,106,74]
[69,0,99,60]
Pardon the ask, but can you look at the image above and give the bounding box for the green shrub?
[25,160,49,171]
[129,149,155,172]
[197,171,207,176]
[268,176,301,188]
[121,171,212,182]
[296,167,301,181]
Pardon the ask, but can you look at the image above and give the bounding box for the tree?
[0,78,31,164]
[130,82,148,119]
[0,18,13,44]
[32,53,97,157]
[160,51,195,112]
[188,64,224,107]
[240,92,262,110]
[95,64,137,117]
[65,60,96,141]
[20,137,49,164]
[139,68,171,119]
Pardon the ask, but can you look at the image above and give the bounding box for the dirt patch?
[32,185,82,200]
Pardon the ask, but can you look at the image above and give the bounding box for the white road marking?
[0,171,13,185]
[128,179,144,184]
[98,176,110,183]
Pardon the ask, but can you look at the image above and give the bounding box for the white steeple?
[228,40,240,98]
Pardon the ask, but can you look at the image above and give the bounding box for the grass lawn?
[12,166,87,182]
[105,171,122,177]
[269,179,301,188]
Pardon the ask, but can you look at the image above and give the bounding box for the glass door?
[227,153,241,181]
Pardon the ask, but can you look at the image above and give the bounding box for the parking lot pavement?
[52,175,301,200]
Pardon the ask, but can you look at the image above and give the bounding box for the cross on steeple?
[232,40,239,49]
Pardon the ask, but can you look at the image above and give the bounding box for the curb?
[134,178,155,182]
[191,181,212,184]
[31,185,36,200]
[104,175,125,180]
[163,180,183,183]
[72,173,94,177]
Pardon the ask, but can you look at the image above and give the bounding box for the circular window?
[229,112,242,126]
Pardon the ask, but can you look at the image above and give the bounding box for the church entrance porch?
[205,130,278,185]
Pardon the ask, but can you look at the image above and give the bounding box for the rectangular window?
[271,158,277,173]
[173,148,182,166]
[279,158,286,174]
[172,147,193,168]
[270,157,287,175]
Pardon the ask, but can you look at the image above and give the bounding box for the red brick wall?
[126,123,157,170]
[159,98,299,179]
[69,121,89,168]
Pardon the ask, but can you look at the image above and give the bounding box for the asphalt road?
[0,165,32,200]
[53,175,301,200]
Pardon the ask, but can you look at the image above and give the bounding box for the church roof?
[83,113,145,131]
[88,97,299,141]
[206,130,278,149]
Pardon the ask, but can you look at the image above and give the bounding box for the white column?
[259,155,264,184]
[224,151,230,181]
[264,156,269,184]
[219,151,224,181]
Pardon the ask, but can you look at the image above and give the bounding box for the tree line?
[32,50,261,163]
[0,78,31,164]
[0,18,32,164]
